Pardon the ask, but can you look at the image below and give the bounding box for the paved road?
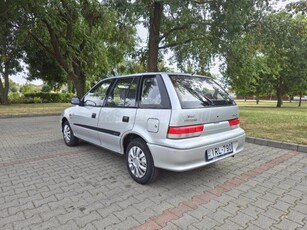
[0,116,306,230]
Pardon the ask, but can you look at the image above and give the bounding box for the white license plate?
[206,143,233,161]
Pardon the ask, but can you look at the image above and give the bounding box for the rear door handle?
[92,113,96,118]
[122,116,129,123]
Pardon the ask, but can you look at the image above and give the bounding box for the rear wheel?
[63,121,79,146]
[126,138,159,184]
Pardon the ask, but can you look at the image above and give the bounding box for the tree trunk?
[255,96,259,104]
[298,92,302,107]
[276,89,283,108]
[0,63,10,105]
[147,1,163,72]
[72,58,86,98]
[69,72,86,98]
[39,20,87,98]
[0,87,9,105]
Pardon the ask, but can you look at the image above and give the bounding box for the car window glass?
[140,77,162,107]
[170,75,234,109]
[84,80,112,107]
[106,77,137,107]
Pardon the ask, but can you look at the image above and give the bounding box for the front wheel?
[126,138,159,184]
[62,121,79,146]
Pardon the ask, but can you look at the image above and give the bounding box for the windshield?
[169,75,235,109]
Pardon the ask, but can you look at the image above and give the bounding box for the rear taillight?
[167,124,204,139]
[229,118,240,127]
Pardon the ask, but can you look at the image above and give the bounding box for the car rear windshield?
[169,75,235,109]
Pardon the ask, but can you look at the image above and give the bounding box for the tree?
[225,38,274,103]
[286,2,307,107]
[21,0,136,97]
[286,0,307,14]
[223,32,258,101]
[132,0,269,72]
[20,84,39,94]
[41,84,51,93]
[0,0,23,104]
[258,12,307,107]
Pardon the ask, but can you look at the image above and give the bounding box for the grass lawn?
[0,103,71,117]
[237,100,307,145]
[1,100,306,145]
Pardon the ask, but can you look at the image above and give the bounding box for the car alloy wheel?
[63,124,72,143]
[126,138,159,184]
[62,121,79,146]
[128,146,147,178]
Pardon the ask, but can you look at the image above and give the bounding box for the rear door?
[97,77,139,153]
[133,74,172,145]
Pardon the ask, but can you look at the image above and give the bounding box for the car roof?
[104,72,210,80]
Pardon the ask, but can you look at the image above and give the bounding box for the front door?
[70,79,113,146]
[98,77,139,153]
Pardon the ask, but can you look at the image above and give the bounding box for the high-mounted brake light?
[229,118,240,127]
[167,124,204,139]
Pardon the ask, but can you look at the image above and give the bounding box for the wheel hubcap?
[128,146,147,178]
[63,124,71,143]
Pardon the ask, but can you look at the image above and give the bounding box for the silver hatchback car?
[61,72,245,184]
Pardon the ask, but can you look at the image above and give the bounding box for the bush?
[8,92,26,104]
[41,85,51,93]
[33,97,43,103]
[24,92,74,103]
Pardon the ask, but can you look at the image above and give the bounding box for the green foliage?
[130,0,269,72]
[0,0,24,104]
[33,97,42,103]
[225,11,307,107]
[258,12,307,107]
[9,80,19,93]
[8,92,25,104]
[286,0,307,14]
[20,84,40,94]
[23,92,74,103]
[41,85,51,93]
[21,0,136,97]
[117,59,172,75]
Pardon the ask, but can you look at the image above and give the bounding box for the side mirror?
[71,97,80,105]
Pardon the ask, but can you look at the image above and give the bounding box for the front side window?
[169,75,235,109]
[83,80,112,107]
[106,77,137,107]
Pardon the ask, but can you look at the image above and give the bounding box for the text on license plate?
[206,143,233,161]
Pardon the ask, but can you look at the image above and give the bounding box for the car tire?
[62,121,79,146]
[126,138,159,184]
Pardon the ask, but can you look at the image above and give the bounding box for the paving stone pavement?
[0,116,306,230]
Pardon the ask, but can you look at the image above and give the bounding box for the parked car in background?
[61,72,245,184]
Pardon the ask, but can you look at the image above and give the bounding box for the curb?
[246,137,307,153]
[0,113,60,119]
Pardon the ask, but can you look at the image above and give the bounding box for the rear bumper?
[148,132,245,172]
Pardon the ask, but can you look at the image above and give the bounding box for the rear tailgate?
[169,105,239,136]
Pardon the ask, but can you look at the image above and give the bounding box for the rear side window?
[140,75,171,109]
[106,77,138,107]
[169,75,235,109]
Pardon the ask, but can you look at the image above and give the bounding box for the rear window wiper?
[202,95,214,105]
[188,89,213,106]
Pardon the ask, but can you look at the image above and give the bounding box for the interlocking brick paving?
[0,116,306,230]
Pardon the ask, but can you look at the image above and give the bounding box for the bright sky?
[10,0,298,85]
